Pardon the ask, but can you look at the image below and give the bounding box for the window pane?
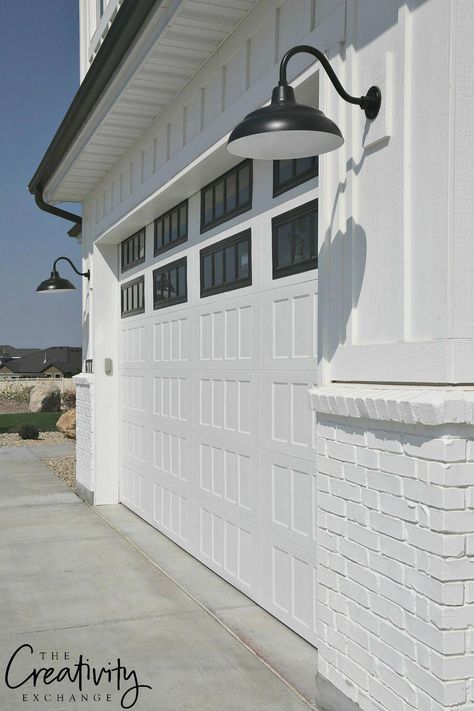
[225,174,237,212]
[179,205,187,237]
[156,220,163,249]
[178,265,186,297]
[203,254,213,289]
[214,250,224,285]
[163,215,170,244]
[295,157,314,176]
[138,233,145,259]
[204,189,213,224]
[168,268,177,297]
[237,239,249,279]
[238,165,250,205]
[224,246,236,282]
[214,182,224,219]
[171,210,178,241]
[138,279,144,306]
[278,160,294,184]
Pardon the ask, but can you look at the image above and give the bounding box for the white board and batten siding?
[118,159,319,644]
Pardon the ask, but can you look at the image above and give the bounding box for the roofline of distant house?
[28,0,161,201]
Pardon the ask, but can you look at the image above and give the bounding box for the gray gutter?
[28,0,161,234]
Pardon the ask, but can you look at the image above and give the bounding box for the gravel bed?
[42,455,76,488]
[0,432,68,448]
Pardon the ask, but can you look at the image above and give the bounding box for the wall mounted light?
[36,257,90,293]
[227,44,381,159]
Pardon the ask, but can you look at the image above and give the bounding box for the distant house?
[0,347,81,378]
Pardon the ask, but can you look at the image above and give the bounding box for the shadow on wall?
[318,215,367,367]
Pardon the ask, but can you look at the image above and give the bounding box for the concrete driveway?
[0,445,314,711]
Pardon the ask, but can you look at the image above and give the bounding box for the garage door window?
[121,229,146,272]
[201,160,252,233]
[273,157,318,197]
[154,200,188,256]
[121,275,145,317]
[153,257,187,309]
[200,230,251,297]
[272,200,318,279]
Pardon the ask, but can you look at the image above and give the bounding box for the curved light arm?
[52,256,90,279]
[279,44,381,119]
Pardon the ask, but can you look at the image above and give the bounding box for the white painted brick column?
[73,374,95,503]
[310,385,474,711]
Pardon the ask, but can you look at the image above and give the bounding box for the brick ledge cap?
[73,373,94,387]
[308,385,474,425]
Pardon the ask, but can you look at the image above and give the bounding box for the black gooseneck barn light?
[36,257,90,293]
[227,44,381,159]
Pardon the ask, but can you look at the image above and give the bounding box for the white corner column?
[91,242,120,505]
[311,385,474,711]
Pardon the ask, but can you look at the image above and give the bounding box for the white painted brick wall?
[73,374,94,494]
[311,386,474,711]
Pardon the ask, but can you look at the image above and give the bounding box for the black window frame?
[200,160,252,233]
[153,257,188,310]
[273,156,319,198]
[200,229,252,298]
[121,275,145,318]
[272,200,318,280]
[154,199,188,256]
[120,228,146,273]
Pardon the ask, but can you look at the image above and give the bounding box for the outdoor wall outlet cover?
[104,358,113,375]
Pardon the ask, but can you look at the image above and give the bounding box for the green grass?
[0,412,61,434]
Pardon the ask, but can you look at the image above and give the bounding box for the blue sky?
[0,0,82,349]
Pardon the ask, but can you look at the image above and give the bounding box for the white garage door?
[118,159,318,644]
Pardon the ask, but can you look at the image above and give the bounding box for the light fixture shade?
[227,84,344,160]
[36,270,75,293]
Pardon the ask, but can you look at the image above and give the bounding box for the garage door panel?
[120,462,152,522]
[153,370,192,424]
[260,451,317,551]
[120,372,147,414]
[152,308,194,366]
[196,295,259,370]
[197,500,259,597]
[195,436,259,524]
[153,426,191,487]
[261,281,318,370]
[153,481,192,550]
[120,321,147,366]
[120,418,147,464]
[195,370,261,444]
[261,371,317,461]
[260,530,318,645]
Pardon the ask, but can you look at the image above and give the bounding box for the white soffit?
[46,0,258,203]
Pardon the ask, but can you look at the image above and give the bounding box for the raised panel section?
[198,301,255,367]
[154,316,190,363]
[120,325,145,363]
[153,483,189,545]
[153,375,189,422]
[154,429,189,483]
[121,420,146,462]
[121,374,145,412]
[198,375,256,438]
[262,282,318,370]
[197,438,256,519]
[199,505,254,592]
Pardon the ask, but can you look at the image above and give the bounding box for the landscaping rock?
[56,408,76,439]
[29,383,61,413]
